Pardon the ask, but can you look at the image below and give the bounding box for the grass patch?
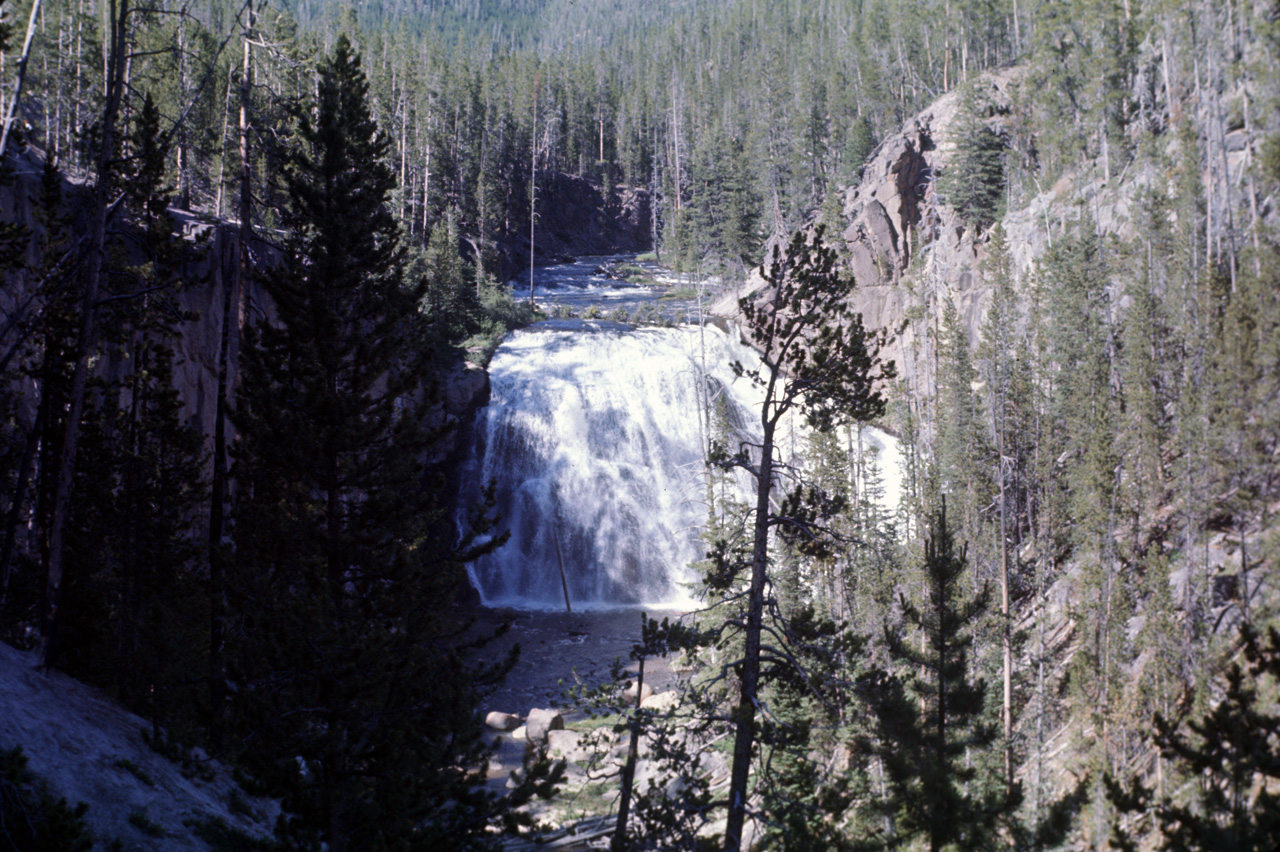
[658,286,697,301]
[568,713,625,734]
[613,262,655,284]
[634,252,658,262]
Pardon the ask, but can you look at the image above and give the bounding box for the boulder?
[511,725,527,740]
[641,691,679,712]
[545,729,583,759]
[484,711,521,732]
[621,681,653,706]
[525,708,565,743]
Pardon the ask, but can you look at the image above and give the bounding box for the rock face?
[821,61,1270,399]
[830,71,1016,392]
[707,71,1018,389]
[0,639,278,849]
[706,62,1264,401]
[0,149,494,478]
[431,359,491,461]
[841,138,931,289]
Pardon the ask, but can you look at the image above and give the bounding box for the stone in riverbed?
[546,729,583,759]
[525,708,564,743]
[485,711,521,731]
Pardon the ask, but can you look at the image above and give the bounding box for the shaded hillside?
[488,172,652,283]
[0,639,278,850]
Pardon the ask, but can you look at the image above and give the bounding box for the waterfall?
[458,313,906,611]
[459,319,762,610]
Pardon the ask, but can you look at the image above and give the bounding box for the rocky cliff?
[826,63,1268,395]
[826,67,1027,392]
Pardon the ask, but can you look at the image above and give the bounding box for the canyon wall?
[814,64,1268,396]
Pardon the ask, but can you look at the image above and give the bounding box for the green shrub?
[1261,134,1280,185]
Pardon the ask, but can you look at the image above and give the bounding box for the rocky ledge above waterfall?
[431,359,491,462]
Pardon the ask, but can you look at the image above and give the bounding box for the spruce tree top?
[279,35,409,318]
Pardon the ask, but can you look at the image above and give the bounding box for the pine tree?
[1206,243,1280,623]
[975,222,1027,791]
[41,0,131,670]
[858,500,1019,852]
[415,206,481,345]
[0,156,60,627]
[229,36,508,851]
[936,84,1005,232]
[1109,625,1280,852]
[1043,227,1125,837]
[713,225,895,851]
[936,295,990,552]
[42,82,209,738]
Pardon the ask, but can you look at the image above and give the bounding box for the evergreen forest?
[0,0,1278,849]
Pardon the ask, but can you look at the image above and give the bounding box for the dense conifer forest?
[1,0,1278,849]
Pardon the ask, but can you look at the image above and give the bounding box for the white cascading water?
[459,319,764,610]
[460,250,906,611]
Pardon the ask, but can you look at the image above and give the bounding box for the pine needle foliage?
[697,225,894,851]
[229,36,510,852]
[858,501,1019,852]
[936,86,1006,233]
[1109,624,1280,852]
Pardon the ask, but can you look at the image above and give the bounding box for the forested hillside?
[0,0,1278,850]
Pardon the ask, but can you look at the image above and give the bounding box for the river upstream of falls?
[456,255,902,613]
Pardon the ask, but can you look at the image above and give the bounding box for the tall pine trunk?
[209,5,254,746]
[724,417,774,852]
[44,0,129,667]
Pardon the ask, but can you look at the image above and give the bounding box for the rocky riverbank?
[463,606,745,848]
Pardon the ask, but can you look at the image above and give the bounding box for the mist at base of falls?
[459,319,763,610]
